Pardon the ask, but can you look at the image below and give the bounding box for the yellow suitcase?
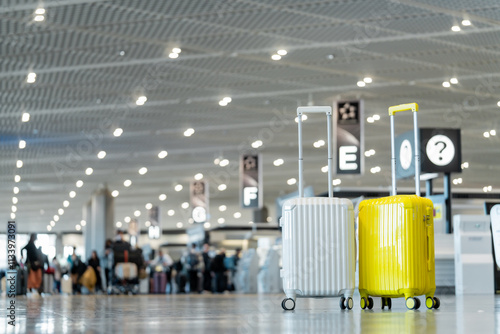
[358,103,440,310]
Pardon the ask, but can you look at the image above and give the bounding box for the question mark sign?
[435,141,447,160]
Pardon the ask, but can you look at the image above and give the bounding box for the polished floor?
[1,293,499,333]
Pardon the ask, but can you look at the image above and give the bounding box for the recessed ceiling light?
[271,54,281,60]
[490,130,496,136]
[442,81,451,88]
[16,160,23,168]
[35,8,45,15]
[176,222,183,228]
[218,218,225,224]
[123,179,132,187]
[251,140,263,148]
[168,52,179,59]
[194,173,204,180]
[497,101,500,107]
[139,167,148,175]
[451,25,461,32]
[158,150,168,159]
[124,216,131,223]
[63,200,70,208]
[204,222,211,229]
[50,221,55,227]
[111,190,119,197]
[85,167,93,175]
[159,194,167,201]
[136,96,147,106]
[116,221,122,228]
[80,220,86,226]
[372,114,380,121]
[484,131,490,138]
[145,203,153,210]
[219,159,229,167]
[357,81,366,87]
[287,178,297,185]
[75,224,81,231]
[294,115,308,123]
[370,166,381,174]
[233,212,241,219]
[113,128,123,137]
[184,128,195,137]
[14,175,21,183]
[53,215,59,221]
[277,49,287,56]
[97,151,106,159]
[219,205,227,212]
[321,165,328,173]
[69,191,76,198]
[76,180,84,188]
[218,184,227,191]
[12,197,18,204]
[172,47,182,54]
[134,210,141,217]
[363,77,372,83]
[365,117,373,123]
[10,213,15,219]
[219,100,228,106]
[47,225,52,231]
[22,112,30,122]
[58,208,64,215]
[181,202,189,209]
[313,140,325,148]
[119,50,125,56]
[13,187,19,194]
[462,19,471,26]
[222,97,232,103]
[461,162,469,169]
[450,78,458,84]
[19,140,26,149]
[273,159,284,166]
[175,184,183,192]
[26,72,37,83]
[333,179,342,186]
[168,210,175,216]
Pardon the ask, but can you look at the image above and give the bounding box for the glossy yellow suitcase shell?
[358,195,436,309]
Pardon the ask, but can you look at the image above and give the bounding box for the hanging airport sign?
[148,206,161,239]
[395,130,416,179]
[420,128,462,173]
[334,100,364,174]
[240,154,263,209]
[190,180,209,223]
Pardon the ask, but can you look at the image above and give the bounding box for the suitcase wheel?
[367,297,374,310]
[405,297,420,310]
[360,297,373,310]
[339,297,353,310]
[426,296,440,309]
[381,297,392,310]
[360,297,367,310]
[282,298,295,311]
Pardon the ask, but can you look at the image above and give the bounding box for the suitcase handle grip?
[388,103,418,116]
[297,106,333,198]
[389,102,420,196]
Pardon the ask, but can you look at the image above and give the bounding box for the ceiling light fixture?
[63,200,70,207]
[175,184,183,192]
[14,175,21,183]
[218,218,225,224]
[233,212,242,219]
[372,114,380,121]
[12,197,18,204]
[158,150,168,159]
[69,191,76,198]
[75,224,81,231]
[450,78,459,84]
[184,128,195,137]
[111,190,119,197]
[97,151,106,159]
[204,222,211,229]
[490,130,496,136]
[168,210,175,216]
[357,81,366,87]
[287,178,297,185]
[273,159,284,166]
[85,167,93,175]
[461,19,471,26]
[168,52,179,59]
[124,216,131,223]
[159,194,167,201]
[10,213,15,219]
[58,209,64,215]
[219,159,229,167]
[294,115,308,123]
[367,117,374,123]
[277,49,287,56]
[172,47,182,54]
[113,128,123,137]
[19,140,26,149]
[194,173,204,180]
[22,112,30,122]
[321,165,328,173]
[218,184,227,191]
[26,72,37,83]
[13,187,19,194]
[271,54,281,60]
[442,81,451,88]
[50,221,55,227]
[139,167,148,175]
[47,226,52,231]
[333,179,342,186]
[484,131,490,138]
[134,210,141,217]
[16,160,23,168]
[219,205,227,212]
[76,180,84,188]
[124,179,132,187]
[363,77,373,83]
[136,96,147,106]
[53,215,59,221]
[451,25,461,32]
[145,203,153,210]
[251,140,263,148]
[176,222,183,228]
[181,202,189,209]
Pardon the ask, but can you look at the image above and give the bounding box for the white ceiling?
[2,0,499,233]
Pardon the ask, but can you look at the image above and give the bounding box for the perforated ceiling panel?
[0,0,499,233]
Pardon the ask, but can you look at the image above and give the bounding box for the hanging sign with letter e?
[334,100,364,174]
[240,154,263,209]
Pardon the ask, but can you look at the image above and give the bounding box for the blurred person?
[210,248,227,293]
[112,230,131,253]
[102,239,113,289]
[186,244,202,293]
[67,247,78,269]
[150,249,173,294]
[201,243,212,292]
[88,250,102,292]
[52,257,62,293]
[22,234,43,295]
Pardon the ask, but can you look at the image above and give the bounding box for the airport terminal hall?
[2,0,500,333]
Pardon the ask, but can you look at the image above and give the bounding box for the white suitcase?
[280,106,356,311]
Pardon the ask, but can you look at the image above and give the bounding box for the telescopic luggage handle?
[297,106,333,198]
[388,102,420,197]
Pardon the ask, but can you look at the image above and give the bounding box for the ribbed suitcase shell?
[358,195,436,299]
[281,197,355,299]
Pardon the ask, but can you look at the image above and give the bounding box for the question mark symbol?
[435,141,447,160]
